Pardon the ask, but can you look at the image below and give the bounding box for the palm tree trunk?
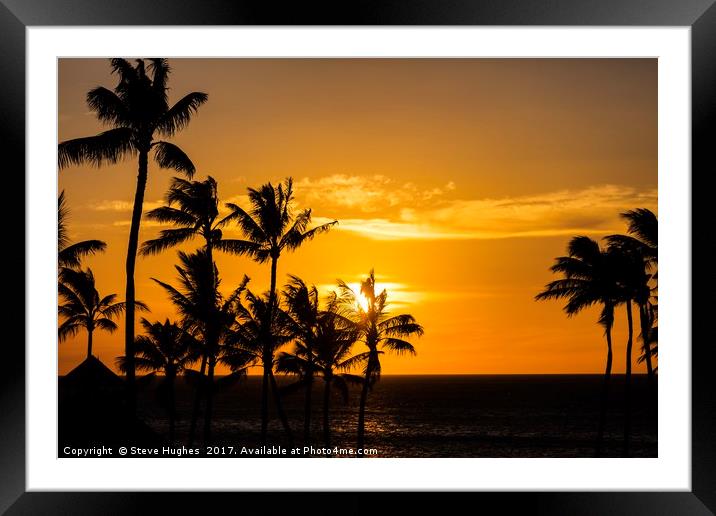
[624,300,634,456]
[269,369,293,446]
[168,372,176,443]
[261,359,270,443]
[124,149,148,416]
[639,303,654,380]
[323,377,332,447]
[260,255,279,443]
[203,354,216,444]
[269,255,278,309]
[596,324,613,457]
[202,239,217,445]
[357,352,374,451]
[304,344,313,445]
[263,254,293,443]
[86,328,93,358]
[187,354,207,447]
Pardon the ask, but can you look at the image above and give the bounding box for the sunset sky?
[58,58,657,375]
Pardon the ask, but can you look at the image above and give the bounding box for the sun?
[345,282,370,312]
[356,290,370,312]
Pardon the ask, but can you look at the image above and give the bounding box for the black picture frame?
[2,1,714,514]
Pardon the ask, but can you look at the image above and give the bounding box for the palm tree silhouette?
[58,58,207,409]
[607,237,654,456]
[59,268,144,359]
[536,236,621,457]
[338,270,423,451]
[140,175,234,444]
[140,176,228,257]
[221,177,336,442]
[116,318,200,442]
[228,289,295,444]
[152,249,248,444]
[281,275,321,444]
[58,191,106,270]
[277,291,361,447]
[607,209,658,380]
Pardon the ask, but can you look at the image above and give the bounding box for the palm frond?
[58,319,83,341]
[281,219,337,251]
[86,86,129,126]
[58,191,70,251]
[214,239,269,262]
[378,314,424,337]
[58,128,134,169]
[337,351,371,372]
[156,92,208,136]
[147,58,170,106]
[152,141,195,177]
[140,228,196,256]
[381,337,416,355]
[94,318,119,332]
[59,239,107,269]
[144,206,197,227]
[621,208,657,249]
[220,203,267,241]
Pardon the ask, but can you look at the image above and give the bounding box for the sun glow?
[346,282,371,312]
[332,281,421,313]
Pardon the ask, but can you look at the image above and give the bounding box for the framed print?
[3,0,715,513]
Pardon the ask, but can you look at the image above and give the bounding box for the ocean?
[137,374,657,458]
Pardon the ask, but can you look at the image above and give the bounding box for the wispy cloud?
[90,199,164,212]
[296,174,456,213]
[314,184,657,240]
[112,220,168,228]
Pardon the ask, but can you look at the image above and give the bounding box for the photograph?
[57,57,658,459]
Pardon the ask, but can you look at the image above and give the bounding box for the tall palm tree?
[536,236,621,457]
[228,289,295,443]
[608,239,654,457]
[221,177,336,441]
[116,318,200,442]
[58,268,141,359]
[58,190,106,270]
[58,58,208,409]
[607,208,658,380]
[338,270,424,451]
[277,292,361,447]
[140,175,233,444]
[152,250,248,444]
[281,276,320,444]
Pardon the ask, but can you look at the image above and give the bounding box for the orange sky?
[58,58,657,375]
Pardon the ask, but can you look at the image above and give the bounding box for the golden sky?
[58,58,657,375]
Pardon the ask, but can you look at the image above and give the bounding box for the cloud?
[112,220,168,228]
[314,184,657,240]
[296,174,456,213]
[90,199,164,212]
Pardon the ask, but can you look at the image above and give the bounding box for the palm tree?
[58,58,208,409]
[152,250,248,444]
[607,208,658,380]
[338,270,424,451]
[140,175,227,257]
[281,276,320,444]
[536,236,621,457]
[277,292,361,447]
[228,289,295,443]
[607,237,654,456]
[116,318,200,442]
[221,177,336,441]
[58,190,106,270]
[58,268,141,359]
[140,175,232,444]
